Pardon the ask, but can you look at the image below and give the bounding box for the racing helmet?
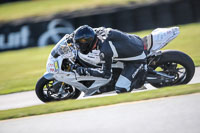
[74,25,97,54]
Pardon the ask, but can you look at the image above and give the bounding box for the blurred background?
[0,0,199,95]
[0,0,199,51]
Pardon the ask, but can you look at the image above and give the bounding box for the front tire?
[150,50,195,88]
[35,76,81,102]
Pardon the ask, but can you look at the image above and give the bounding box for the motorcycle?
[35,27,195,102]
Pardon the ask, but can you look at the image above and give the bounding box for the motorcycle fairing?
[46,53,111,96]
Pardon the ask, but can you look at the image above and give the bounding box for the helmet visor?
[76,37,93,45]
[75,37,94,54]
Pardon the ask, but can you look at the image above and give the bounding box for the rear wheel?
[150,50,195,88]
[35,77,81,102]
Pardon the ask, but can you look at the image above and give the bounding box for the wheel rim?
[155,62,187,86]
[43,80,77,100]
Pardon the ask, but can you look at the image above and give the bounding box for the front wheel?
[149,50,195,88]
[35,77,81,102]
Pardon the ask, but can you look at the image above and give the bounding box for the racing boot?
[115,87,128,94]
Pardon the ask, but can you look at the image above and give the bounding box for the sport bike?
[35,27,195,102]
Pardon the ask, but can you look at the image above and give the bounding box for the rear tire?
[35,76,81,103]
[150,50,195,88]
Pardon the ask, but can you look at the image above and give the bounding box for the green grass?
[0,46,53,94]
[0,83,200,120]
[0,0,153,22]
[0,22,200,95]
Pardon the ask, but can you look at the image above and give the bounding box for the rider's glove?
[76,67,90,76]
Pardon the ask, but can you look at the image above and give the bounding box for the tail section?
[144,27,180,56]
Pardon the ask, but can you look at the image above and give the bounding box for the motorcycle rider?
[69,25,147,93]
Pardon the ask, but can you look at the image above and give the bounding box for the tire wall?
[0,0,199,51]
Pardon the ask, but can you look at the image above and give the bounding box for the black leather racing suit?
[79,27,147,92]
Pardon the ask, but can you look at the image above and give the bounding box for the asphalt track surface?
[0,67,200,110]
[0,93,200,133]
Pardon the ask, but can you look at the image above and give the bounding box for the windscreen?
[50,35,77,60]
